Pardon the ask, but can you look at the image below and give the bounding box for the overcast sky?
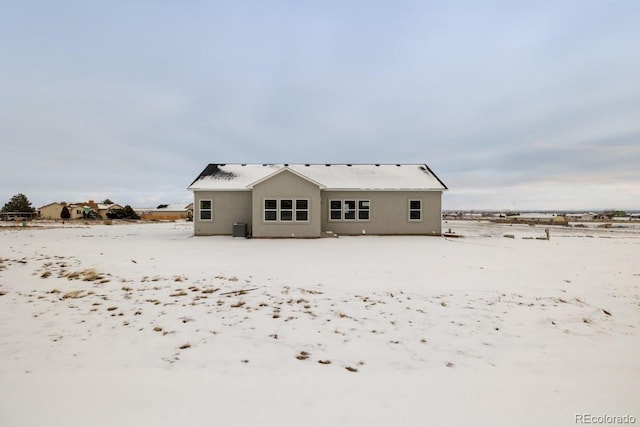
[1,0,639,211]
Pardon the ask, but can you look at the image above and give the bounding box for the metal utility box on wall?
[232,223,248,238]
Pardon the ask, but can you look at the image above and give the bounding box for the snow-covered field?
[1,221,638,426]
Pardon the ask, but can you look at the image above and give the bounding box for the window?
[280,199,293,221]
[409,199,422,221]
[264,199,277,221]
[358,200,370,220]
[263,198,309,222]
[199,200,212,221]
[329,199,370,221]
[296,199,309,221]
[330,200,342,220]
[344,200,356,220]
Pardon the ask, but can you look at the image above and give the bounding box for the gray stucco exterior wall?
[320,190,442,235]
[193,188,442,237]
[194,191,252,236]
[251,170,322,238]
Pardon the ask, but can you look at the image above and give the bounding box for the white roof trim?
[246,166,327,190]
[188,164,447,191]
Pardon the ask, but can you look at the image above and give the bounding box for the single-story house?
[506,213,568,226]
[188,163,447,238]
[140,203,193,221]
[39,202,66,220]
[66,203,96,219]
[64,201,120,220]
[97,203,124,219]
[39,200,123,220]
[462,212,483,219]
[566,212,596,222]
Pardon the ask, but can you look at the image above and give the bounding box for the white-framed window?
[199,199,213,221]
[330,200,342,220]
[329,199,370,221]
[264,198,309,222]
[358,200,370,220]
[264,199,277,221]
[296,199,309,221]
[280,199,293,221]
[409,199,422,221]
[344,200,356,220]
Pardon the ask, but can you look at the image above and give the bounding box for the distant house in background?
[66,201,100,219]
[566,212,596,222]
[140,203,193,221]
[66,203,86,219]
[506,213,568,226]
[97,203,124,219]
[38,200,123,220]
[188,163,447,238]
[462,212,483,219]
[39,202,66,220]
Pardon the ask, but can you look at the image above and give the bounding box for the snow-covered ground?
[1,221,638,426]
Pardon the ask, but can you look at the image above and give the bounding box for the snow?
[96,203,121,210]
[514,213,560,219]
[153,203,191,212]
[188,164,447,191]
[1,221,638,426]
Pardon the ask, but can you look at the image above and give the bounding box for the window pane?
[410,200,421,210]
[200,200,211,209]
[330,210,342,220]
[359,200,370,209]
[345,210,356,220]
[410,211,421,220]
[296,211,308,221]
[264,199,277,209]
[200,210,212,220]
[296,199,308,210]
[330,200,342,210]
[280,199,293,209]
[281,210,293,221]
[265,211,277,221]
[345,200,356,210]
[359,210,369,220]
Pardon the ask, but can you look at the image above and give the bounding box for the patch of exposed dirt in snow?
[1,249,636,375]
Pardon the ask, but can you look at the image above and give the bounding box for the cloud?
[1,1,639,210]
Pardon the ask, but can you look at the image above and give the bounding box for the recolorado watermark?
[575,413,636,424]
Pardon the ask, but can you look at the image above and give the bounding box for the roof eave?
[421,164,448,190]
[189,187,251,192]
[246,166,327,190]
[323,187,446,191]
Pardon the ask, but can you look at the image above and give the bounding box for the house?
[39,202,92,220]
[97,203,124,219]
[506,213,568,226]
[38,200,124,220]
[39,202,66,220]
[187,163,447,238]
[66,200,121,219]
[566,212,596,222]
[462,212,483,219]
[140,203,193,221]
[66,202,96,219]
